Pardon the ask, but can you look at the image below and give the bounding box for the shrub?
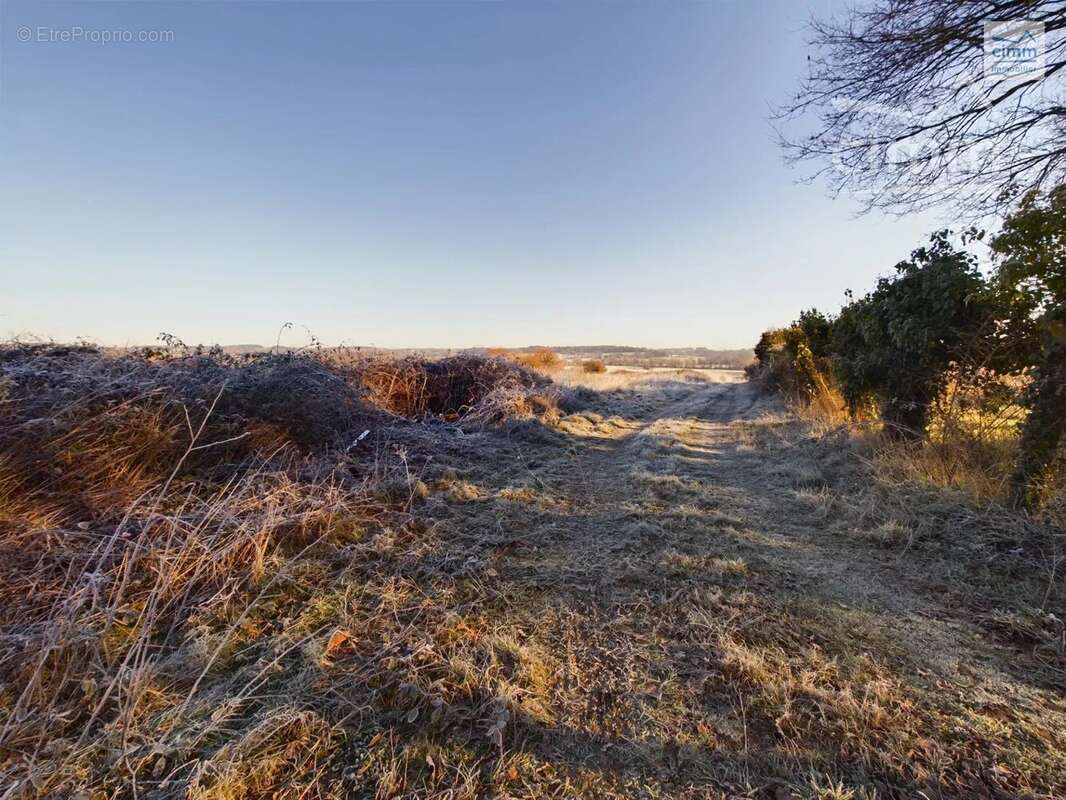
[515,349,562,371]
[423,355,551,419]
[830,232,995,440]
[755,217,1064,511]
[796,308,832,358]
[0,346,373,524]
[322,352,552,422]
[582,359,607,373]
[220,353,368,446]
[750,314,835,406]
[991,187,1066,509]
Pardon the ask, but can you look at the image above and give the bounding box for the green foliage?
[755,209,1066,510]
[796,308,832,359]
[991,188,1066,510]
[992,186,1066,315]
[829,231,993,439]
[753,328,783,369]
[1010,340,1066,510]
[828,297,878,417]
[751,312,832,401]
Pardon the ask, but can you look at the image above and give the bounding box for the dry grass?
[744,408,1066,633]
[770,366,1057,512]
[865,433,1018,506]
[2,346,1064,799]
[0,344,571,799]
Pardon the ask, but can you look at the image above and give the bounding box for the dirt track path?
[539,378,1048,672]
[428,375,1066,797]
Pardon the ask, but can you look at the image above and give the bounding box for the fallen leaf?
[325,629,353,657]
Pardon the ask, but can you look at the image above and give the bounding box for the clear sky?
[1,0,942,350]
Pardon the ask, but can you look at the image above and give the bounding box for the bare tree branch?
[777,0,1066,217]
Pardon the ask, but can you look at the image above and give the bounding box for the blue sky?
[1,0,941,349]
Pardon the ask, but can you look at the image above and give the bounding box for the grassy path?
[417,375,1066,798]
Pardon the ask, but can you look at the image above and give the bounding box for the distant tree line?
[752,187,1065,511]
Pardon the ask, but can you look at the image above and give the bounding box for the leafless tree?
[778,0,1066,218]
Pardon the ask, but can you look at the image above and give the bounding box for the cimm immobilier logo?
[984,20,1046,83]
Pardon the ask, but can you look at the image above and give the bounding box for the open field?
[1,347,1063,799]
[557,366,747,390]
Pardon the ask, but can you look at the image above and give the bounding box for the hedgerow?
[754,195,1066,509]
